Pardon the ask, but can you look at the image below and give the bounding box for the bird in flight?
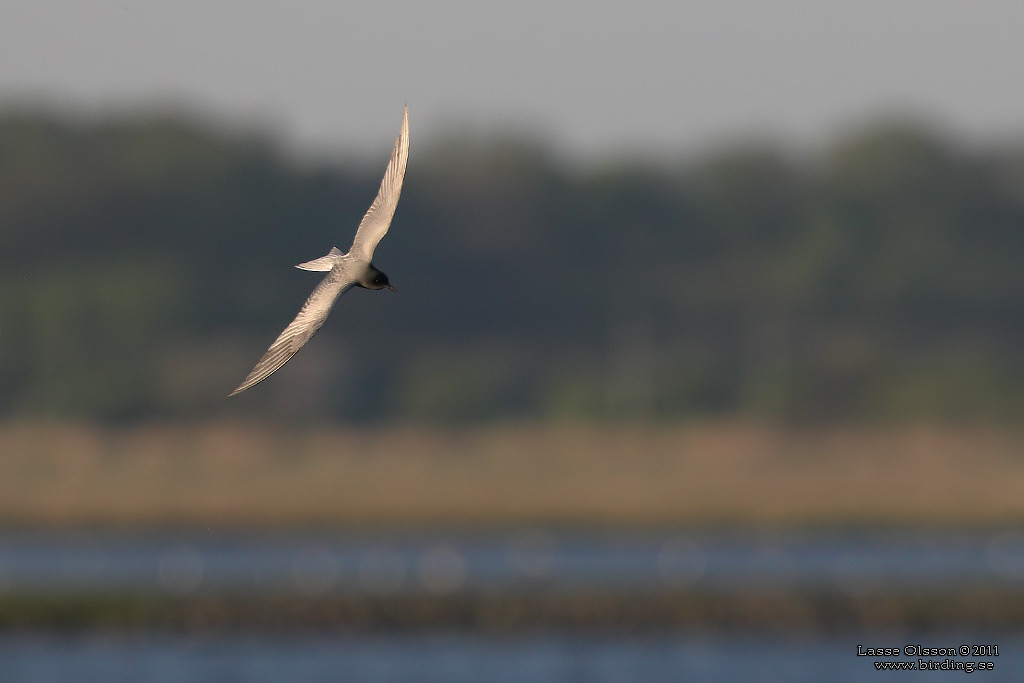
[230,105,409,396]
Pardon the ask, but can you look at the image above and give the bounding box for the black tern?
[230,105,409,396]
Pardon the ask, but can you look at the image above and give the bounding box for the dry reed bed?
[0,421,1020,526]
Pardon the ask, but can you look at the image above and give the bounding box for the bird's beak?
[386,284,397,293]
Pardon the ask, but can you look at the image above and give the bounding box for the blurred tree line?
[0,109,1021,423]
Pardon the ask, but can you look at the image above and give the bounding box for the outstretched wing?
[348,105,410,261]
[229,266,355,396]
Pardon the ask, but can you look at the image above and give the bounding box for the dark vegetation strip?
[1,588,1020,633]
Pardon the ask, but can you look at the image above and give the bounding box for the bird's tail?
[295,246,343,271]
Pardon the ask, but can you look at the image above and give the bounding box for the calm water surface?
[1,530,1022,681]
[4,632,1022,683]
[0,529,1022,595]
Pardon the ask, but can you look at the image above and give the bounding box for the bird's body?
[230,106,409,396]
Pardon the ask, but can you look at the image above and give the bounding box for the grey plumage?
[229,105,409,396]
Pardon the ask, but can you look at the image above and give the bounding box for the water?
[0,529,1021,596]
[2,632,1021,682]
[0,529,1021,681]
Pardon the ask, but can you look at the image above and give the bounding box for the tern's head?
[363,264,397,292]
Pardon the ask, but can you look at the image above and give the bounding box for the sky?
[2,1,1024,164]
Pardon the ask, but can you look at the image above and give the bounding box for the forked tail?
[295,246,343,271]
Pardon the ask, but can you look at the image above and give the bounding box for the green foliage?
[0,110,1021,423]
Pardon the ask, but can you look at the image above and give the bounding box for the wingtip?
[228,378,256,397]
[229,374,263,396]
